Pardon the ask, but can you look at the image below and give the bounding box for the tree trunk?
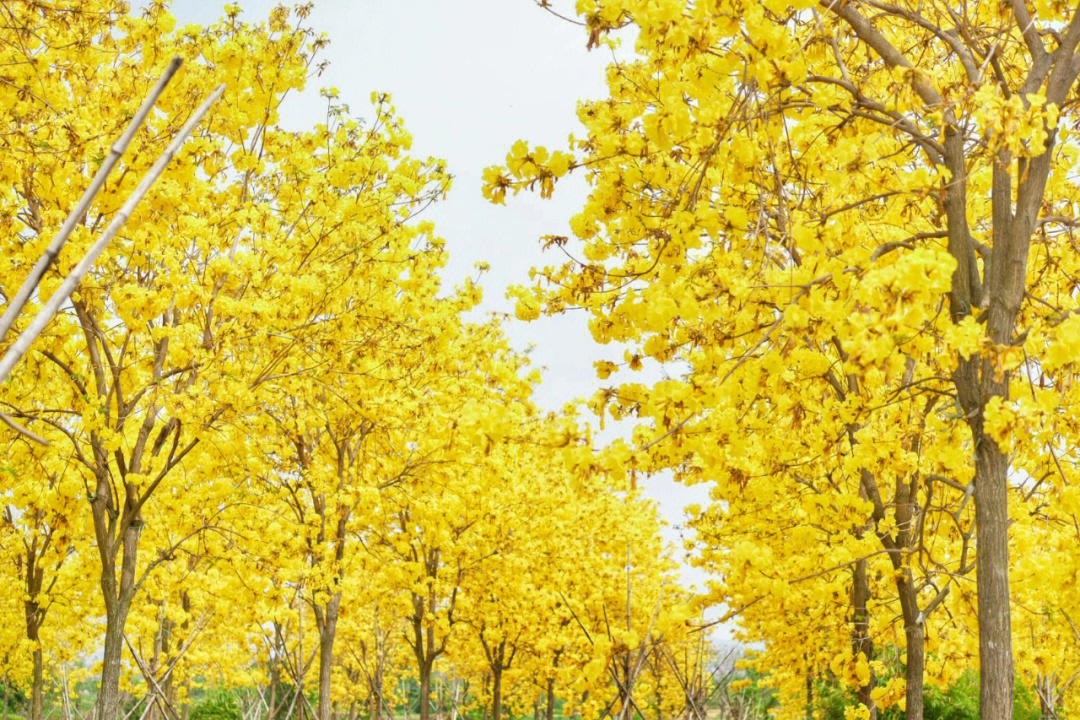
[368,667,382,720]
[491,668,502,720]
[93,479,142,720]
[98,605,132,720]
[896,572,924,720]
[372,657,383,720]
[148,607,165,720]
[974,436,1014,720]
[297,601,307,720]
[546,679,555,720]
[481,673,490,720]
[316,594,342,720]
[852,559,877,720]
[158,608,175,720]
[804,663,813,720]
[269,657,279,720]
[30,644,43,720]
[855,461,929,720]
[24,546,45,720]
[419,660,433,720]
[175,592,191,720]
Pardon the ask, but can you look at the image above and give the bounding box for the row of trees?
[0,3,718,720]
[487,0,1080,719]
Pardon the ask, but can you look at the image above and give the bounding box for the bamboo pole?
[0,57,182,344]
[0,81,226,443]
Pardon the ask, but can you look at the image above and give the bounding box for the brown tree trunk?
[804,657,813,720]
[896,572,924,720]
[956,350,1015,720]
[315,593,342,720]
[372,657,383,720]
[546,679,555,720]
[855,460,934,720]
[297,601,307,720]
[175,591,191,720]
[92,477,142,720]
[974,435,1014,720]
[99,604,132,720]
[147,605,166,720]
[491,668,502,720]
[269,656,279,720]
[419,660,433,720]
[481,673,490,720]
[852,559,877,720]
[367,664,382,720]
[24,545,46,720]
[159,609,176,720]
[850,457,922,720]
[30,644,43,720]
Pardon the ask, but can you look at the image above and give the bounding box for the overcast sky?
[171,0,725,638]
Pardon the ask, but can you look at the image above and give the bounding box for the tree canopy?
[7,2,1080,720]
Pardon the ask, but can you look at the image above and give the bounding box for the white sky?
[171,0,724,638]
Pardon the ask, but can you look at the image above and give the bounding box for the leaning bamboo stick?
[0,82,227,443]
[0,57,183,344]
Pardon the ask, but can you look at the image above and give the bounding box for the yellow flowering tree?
[0,5,704,720]
[487,1,1080,719]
